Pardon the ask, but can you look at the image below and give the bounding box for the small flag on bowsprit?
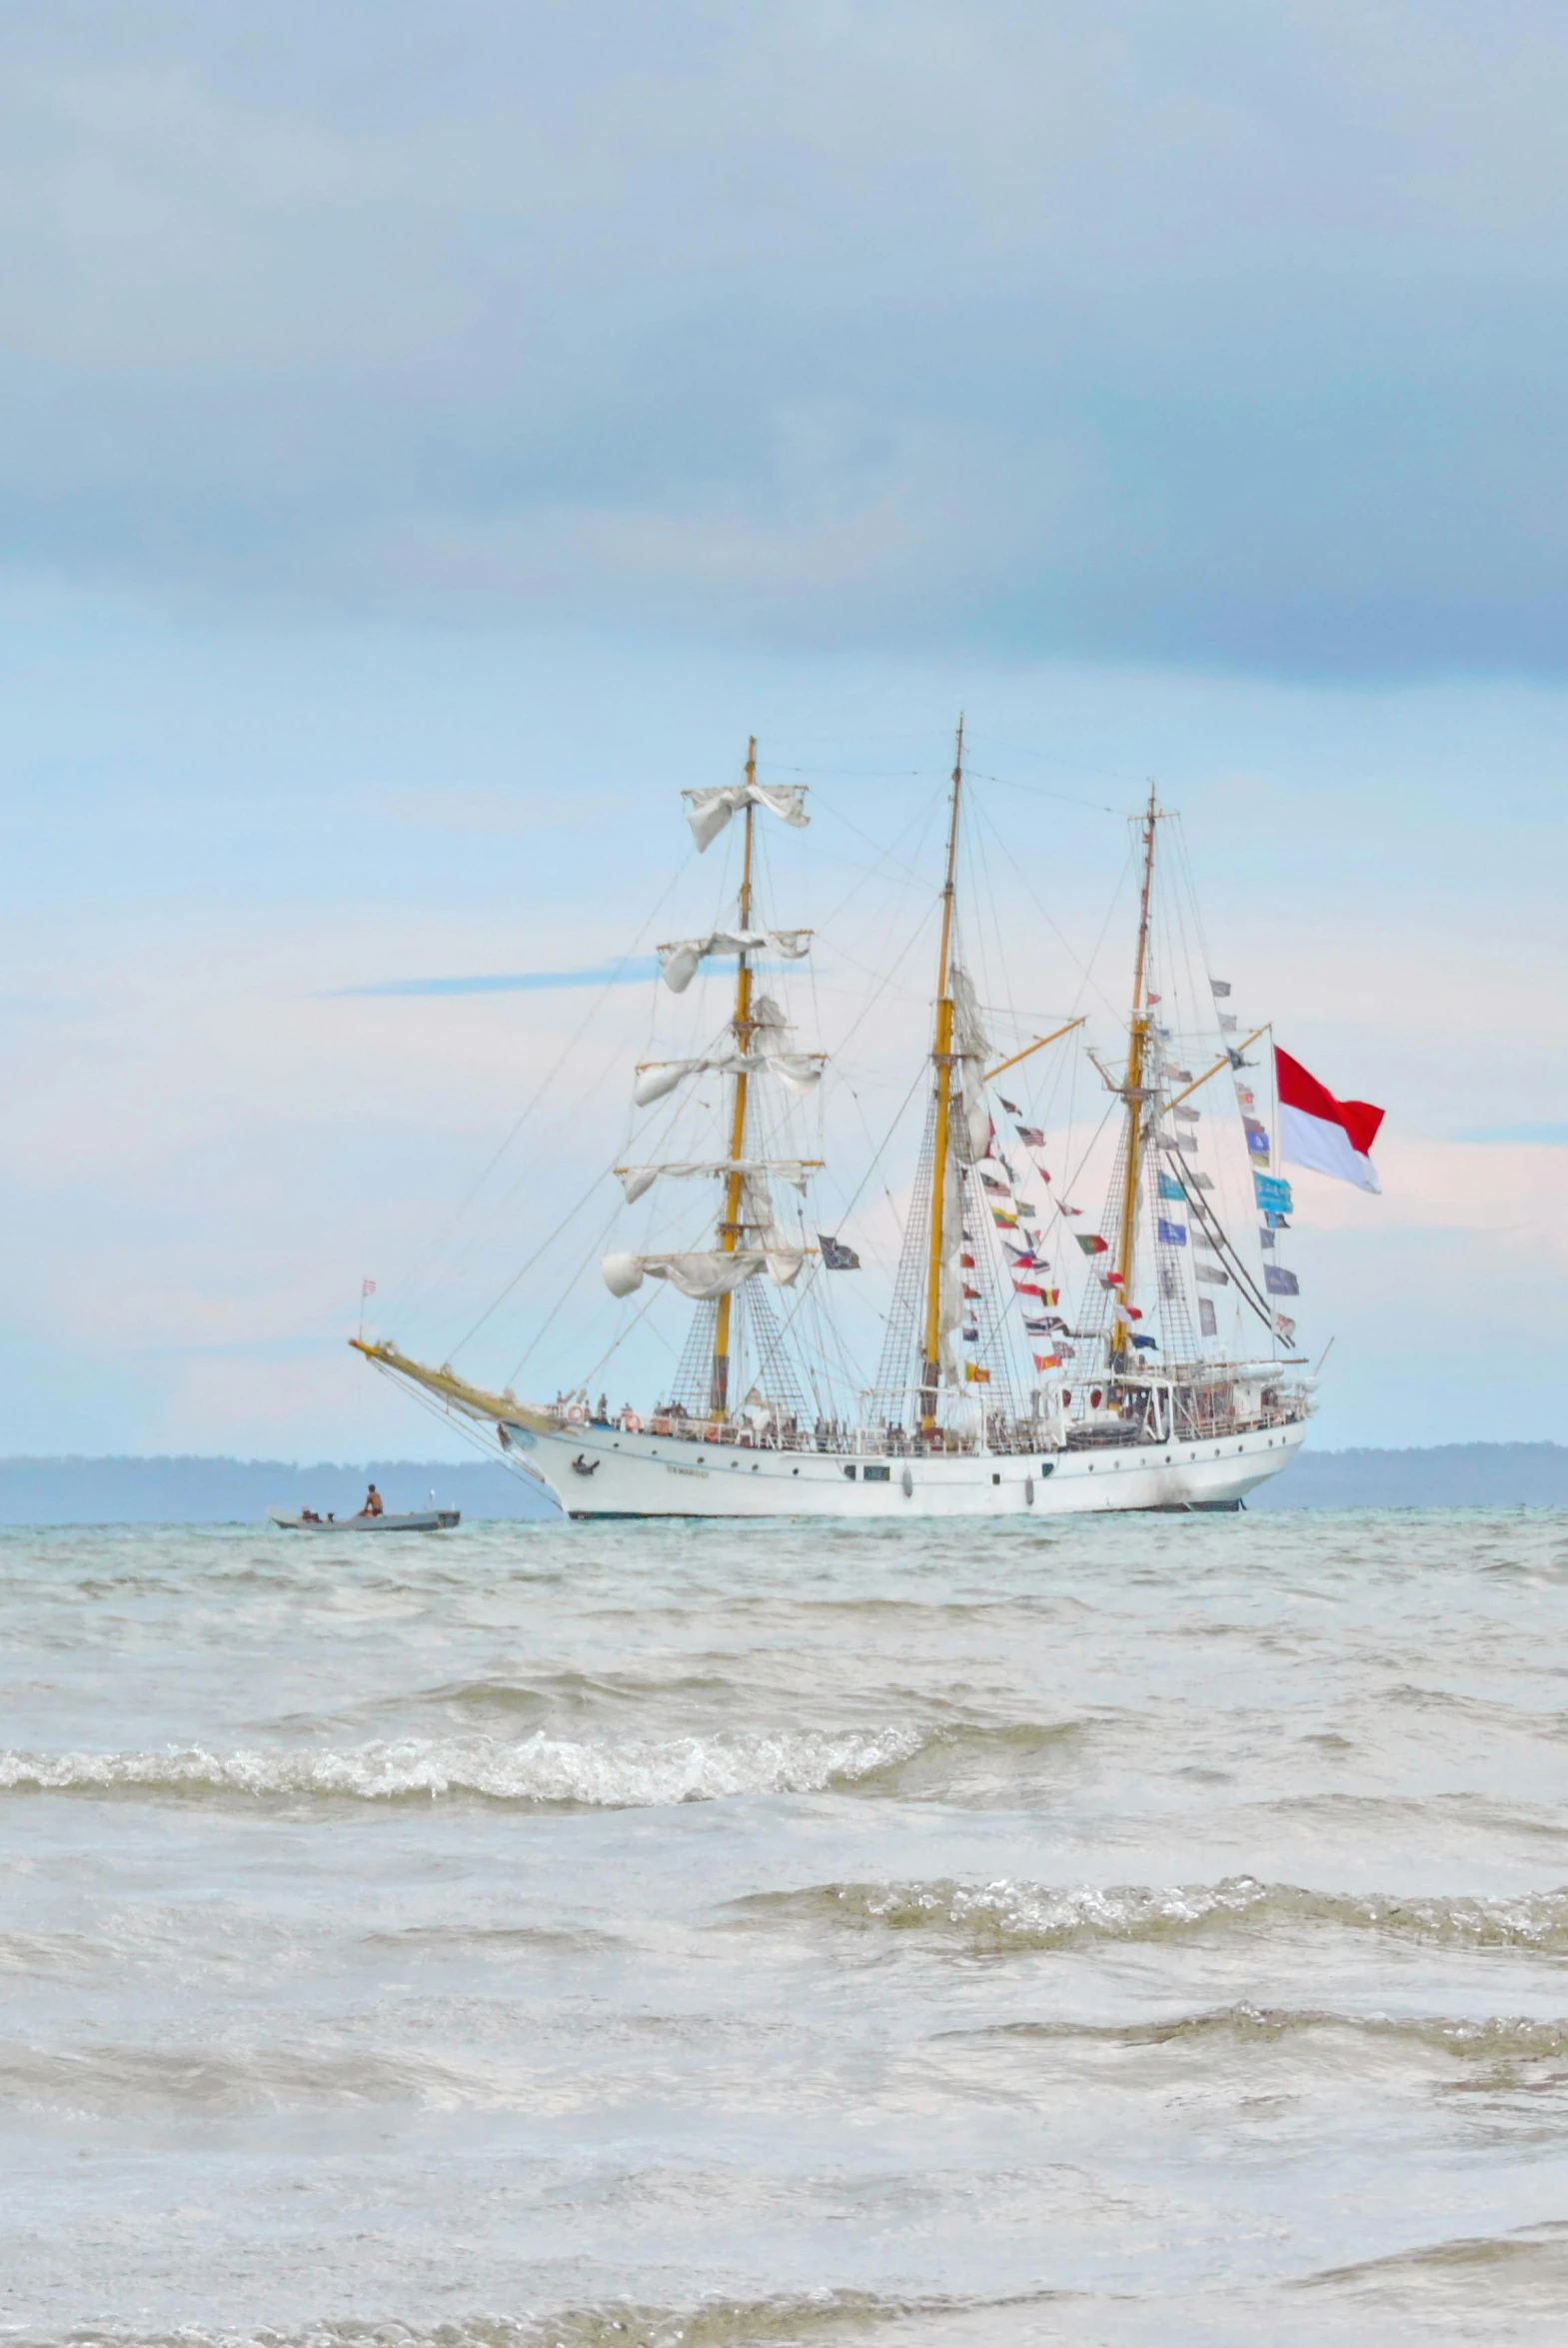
[817,1234,860,1270]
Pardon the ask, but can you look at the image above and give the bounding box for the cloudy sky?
[0,1,1562,1460]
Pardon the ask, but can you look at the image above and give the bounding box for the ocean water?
[4,1509,1568,2346]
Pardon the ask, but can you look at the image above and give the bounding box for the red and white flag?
[1275,1048,1384,1193]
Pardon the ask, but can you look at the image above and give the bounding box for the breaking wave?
[8,2292,1059,2348]
[0,1725,926,1809]
[745,1874,1568,1952]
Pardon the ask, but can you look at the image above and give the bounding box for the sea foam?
[0,1725,926,1809]
[759,1873,1568,1952]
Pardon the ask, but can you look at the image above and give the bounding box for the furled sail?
[634,1051,822,1106]
[616,1159,816,1204]
[740,1170,808,1289]
[948,965,993,1165]
[657,930,811,994]
[685,781,809,854]
[931,964,993,1385]
[936,1141,966,1385]
[601,1247,802,1300]
[634,994,823,1100]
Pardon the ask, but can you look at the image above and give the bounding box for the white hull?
[500,1418,1305,1519]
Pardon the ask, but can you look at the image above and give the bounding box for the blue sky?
[0,3,1562,1458]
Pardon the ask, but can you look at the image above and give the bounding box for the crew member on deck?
[361,1483,385,1517]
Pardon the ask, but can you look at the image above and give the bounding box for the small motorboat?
[268,1508,460,1532]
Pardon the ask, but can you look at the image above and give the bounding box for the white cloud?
[2,5,1568,666]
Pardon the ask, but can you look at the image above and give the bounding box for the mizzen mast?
[1111,782,1159,1367]
[919,720,965,1434]
[711,737,758,1415]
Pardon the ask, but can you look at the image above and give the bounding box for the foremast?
[919,721,965,1434]
[1110,783,1159,1372]
[711,738,759,1415]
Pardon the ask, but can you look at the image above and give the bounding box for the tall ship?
[356,730,1375,1517]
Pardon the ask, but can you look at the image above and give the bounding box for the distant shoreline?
[0,1443,1562,1524]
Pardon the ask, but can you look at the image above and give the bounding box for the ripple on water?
[738,1874,1568,1954]
[7,1511,1568,2340]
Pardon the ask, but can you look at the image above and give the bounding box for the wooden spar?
[983,1017,1086,1086]
[1160,1026,1270,1117]
[1111,784,1159,1367]
[919,720,964,1433]
[711,739,757,1415]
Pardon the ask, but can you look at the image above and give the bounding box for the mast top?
[935,716,964,1001]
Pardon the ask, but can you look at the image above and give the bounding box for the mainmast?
[919,720,965,1433]
[1111,782,1159,1368]
[711,737,758,1415]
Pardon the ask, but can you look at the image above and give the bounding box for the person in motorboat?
[301,1507,322,1523]
[360,1484,385,1517]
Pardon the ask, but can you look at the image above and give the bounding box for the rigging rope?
[384,854,697,1335]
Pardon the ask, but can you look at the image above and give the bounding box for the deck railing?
[546,1392,1308,1456]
